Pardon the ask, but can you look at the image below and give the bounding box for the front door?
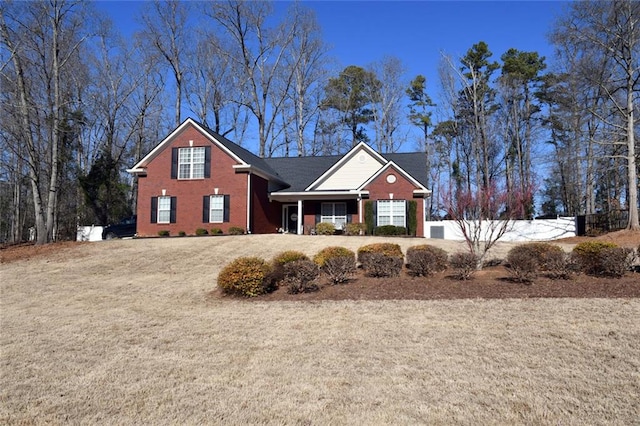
[283,205,298,233]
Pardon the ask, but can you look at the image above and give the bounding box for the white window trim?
[209,195,224,223]
[377,199,406,227]
[157,196,171,224]
[321,202,347,230]
[178,147,205,180]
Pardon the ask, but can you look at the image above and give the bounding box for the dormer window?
[178,147,205,179]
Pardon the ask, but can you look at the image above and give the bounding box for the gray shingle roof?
[264,155,342,192]
[195,121,283,180]
[384,152,429,188]
[264,151,429,192]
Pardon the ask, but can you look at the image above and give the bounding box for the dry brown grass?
[1,235,639,424]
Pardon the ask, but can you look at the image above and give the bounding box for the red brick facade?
[362,166,425,237]
[136,126,249,236]
[132,120,430,237]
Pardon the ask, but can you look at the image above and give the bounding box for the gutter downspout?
[246,173,251,233]
[297,199,303,235]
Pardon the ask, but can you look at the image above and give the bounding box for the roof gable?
[306,143,387,191]
[128,118,282,181]
[359,161,431,194]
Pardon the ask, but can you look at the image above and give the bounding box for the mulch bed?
[221,267,640,301]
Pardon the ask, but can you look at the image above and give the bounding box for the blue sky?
[309,1,566,84]
[97,0,566,93]
[96,0,567,151]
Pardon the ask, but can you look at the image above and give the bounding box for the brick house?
[128,118,431,237]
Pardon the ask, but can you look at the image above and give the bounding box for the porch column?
[297,199,303,235]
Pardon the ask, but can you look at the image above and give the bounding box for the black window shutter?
[171,148,178,179]
[170,196,177,223]
[223,195,230,222]
[203,196,210,223]
[151,197,158,223]
[204,146,211,178]
[373,201,378,227]
[315,203,321,224]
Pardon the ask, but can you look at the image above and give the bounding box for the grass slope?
[1,235,638,424]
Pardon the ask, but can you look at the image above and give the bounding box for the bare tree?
[552,0,640,230]
[443,182,530,268]
[1,0,93,244]
[137,0,191,127]
[206,1,301,158]
[498,49,546,218]
[285,6,327,157]
[368,56,406,153]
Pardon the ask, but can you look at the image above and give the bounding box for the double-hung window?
[321,202,347,230]
[203,194,229,223]
[178,147,205,179]
[377,200,406,227]
[209,195,224,223]
[157,196,172,224]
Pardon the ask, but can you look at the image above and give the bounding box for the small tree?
[443,183,530,268]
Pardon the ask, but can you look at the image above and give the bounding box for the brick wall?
[251,175,280,234]
[136,126,249,236]
[363,167,425,237]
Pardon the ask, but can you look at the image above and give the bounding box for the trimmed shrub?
[217,256,272,297]
[228,226,245,235]
[357,243,403,260]
[344,222,366,236]
[506,245,539,283]
[313,246,355,267]
[374,225,407,236]
[362,252,403,277]
[269,250,310,287]
[520,243,566,270]
[544,250,579,280]
[158,230,170,237]
[323,255,356,284]
[195,228,208,236]
[449,251,479,280]
[572,241,618,275]
[273,250,309,266]
[283,259,320,294]
[358,243,404,277]
[406,244,448,277]
[597,247,632,278]
[210,227,223,235]
[178,231,186,237]
[315,222,336,235]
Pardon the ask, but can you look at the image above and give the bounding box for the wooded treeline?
[1,0,638,244]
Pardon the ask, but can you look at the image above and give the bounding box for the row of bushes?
[218,240,638,297]
[157,226,245,237]
[314,222,410,236]
[217,243,483,297]
[506,241,636,282]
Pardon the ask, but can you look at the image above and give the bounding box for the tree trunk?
[45,7,62,243]
[626,78,640,230]
[1,16,48,244]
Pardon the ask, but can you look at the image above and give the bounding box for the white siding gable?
[315,148,384,190]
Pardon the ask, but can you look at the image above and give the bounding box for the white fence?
[77,226,104,242]
[425,217,576,242]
